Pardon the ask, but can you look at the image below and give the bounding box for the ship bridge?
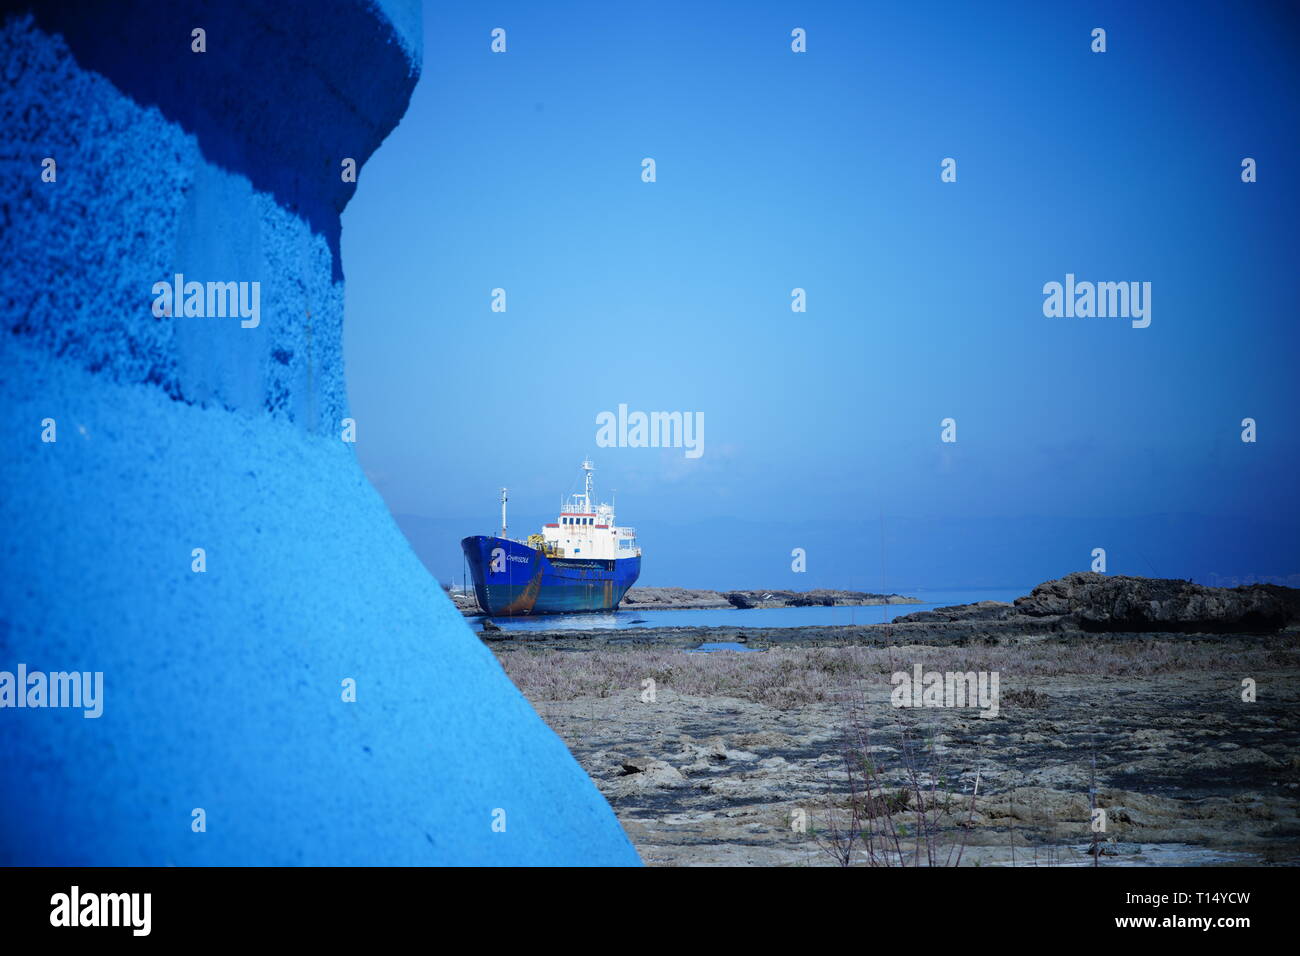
[534,459,639,561]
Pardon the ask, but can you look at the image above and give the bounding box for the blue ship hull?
[461,535,642,616]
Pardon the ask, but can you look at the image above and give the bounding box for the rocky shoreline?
[452,585,920,616]
[479,573,1300,650]
[918,573,1300,634]
[487,574,1300,866]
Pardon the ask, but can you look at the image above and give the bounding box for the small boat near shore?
[461,459,642,615]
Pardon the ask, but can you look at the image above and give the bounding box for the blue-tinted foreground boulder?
[0,0,639,865]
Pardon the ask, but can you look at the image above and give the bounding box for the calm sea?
[473,587,1032,632]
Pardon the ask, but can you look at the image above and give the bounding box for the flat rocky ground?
[493,628,1300,866]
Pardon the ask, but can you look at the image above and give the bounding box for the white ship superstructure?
[537,459,640,560]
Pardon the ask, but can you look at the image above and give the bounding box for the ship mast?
[500,487,508,539]
[581,458,594,512]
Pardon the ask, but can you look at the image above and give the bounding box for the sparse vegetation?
[1002,688,1050,709]
[497,633,1300,865]
[496,639,1300,707]
[817,697,981,866]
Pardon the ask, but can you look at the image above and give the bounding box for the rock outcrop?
[722,588,912,609]
[889,600,1018,624]
[893,573,1299,634]
[1014,573,1296,633]
[623,587,734,610]
[625,587,912,612]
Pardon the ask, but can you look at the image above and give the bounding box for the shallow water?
[474,587,1031,632]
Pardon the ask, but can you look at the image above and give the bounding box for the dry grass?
[818,708,983,867]
[494,637,1300,708]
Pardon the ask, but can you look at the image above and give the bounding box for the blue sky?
[341,1,1300,589]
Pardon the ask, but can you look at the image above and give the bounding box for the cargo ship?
[461,459,642,615]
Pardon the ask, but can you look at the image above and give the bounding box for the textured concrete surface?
[0,0,639,865]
